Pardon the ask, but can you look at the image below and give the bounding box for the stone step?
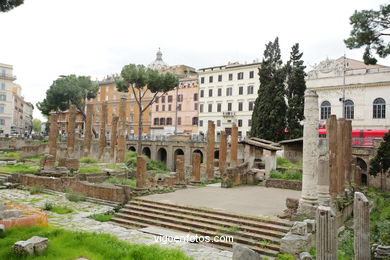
[131,199,291,232]
[122,205,284,239]
[111,215,280,257]
[118,208,281,246]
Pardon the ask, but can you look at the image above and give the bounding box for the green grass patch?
[78,167,103,174]
[276,157,302,168]
[65,190,86,202]
[22,154,44,160]
[106,177,136,187]
[0,164,38,174]
[0,151,21,159]
[125,151,169,173]
[367,188,390,245]
[80,157,99,164]
[0,226,192,260]
[88,212,114,222]
[29,186,44,195]
[44,203,73,214]
[269,169,302,181]
[276,254,295,260]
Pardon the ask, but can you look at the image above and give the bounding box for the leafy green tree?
[32,119,42,133]
[250,37,287,142]
[344,3,390,65]
[116,64,178,155]
[369,131,390,190]
[0,0,23,12]
[285,43,306,139]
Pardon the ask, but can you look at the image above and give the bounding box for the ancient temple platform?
[141,185,301,217]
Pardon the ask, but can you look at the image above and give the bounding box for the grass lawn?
[0,164,38,174]
[0,226,192,260]
[78,167,103,174]
[106,177,136,187]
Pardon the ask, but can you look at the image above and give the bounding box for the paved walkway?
[142,185,301,217]
[0,189,232,260]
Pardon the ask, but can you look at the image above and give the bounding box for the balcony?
[223,111,235,117]
[0,73,16,81]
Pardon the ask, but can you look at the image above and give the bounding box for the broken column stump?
[316,206,337,260]
[191,153,201,184]
[136,156,147,189]
[354,192,370,260]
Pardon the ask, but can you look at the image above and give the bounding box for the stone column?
[337,118,346,195]
[192,153,201,183]
[83,104,93,157]
[136,156,146,188]
[67,104,77,157]
[316,206,338,260]
[206,121,215,181]
[344,120,352,189]
[98,102,108,160]
[298,89,319,217]
[116,94,127,163]
[230,123,238,167]
[48,112,58,158]
[317,138,330,206]
[354,192,370,260]
[327,115,338,198]
[110,116,119,158]
[219,131,227,175]
[176,155,185,183]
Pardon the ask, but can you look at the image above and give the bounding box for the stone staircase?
[111,199,292,257]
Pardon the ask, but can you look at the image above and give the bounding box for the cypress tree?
[369,131,390,190]
[285,43,306,139]
[250,37,286,142]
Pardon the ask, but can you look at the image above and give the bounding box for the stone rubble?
[13,236,48,256]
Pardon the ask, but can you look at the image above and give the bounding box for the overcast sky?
[1,0,389,120]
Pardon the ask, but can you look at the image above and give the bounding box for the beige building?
[307,57,390,129]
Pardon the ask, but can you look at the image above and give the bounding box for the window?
[208,103,213,112]
[177,104,182,111]
[238,119,242,127]
[167,118,172,125]
[247,85,254,95]
[249,71,254,78]
[155,97,159,103]
[160,118,165,125]
[168,95,173,102]
[218,88,222,96]
[0,106,4,114]
[218,75,222,82]
[194,93,198,101]
[0,119,4,125]
[200,90,204,98]
[194,103,198,110]
[130,113,134,122]
[162,105,165,111]
[320,101,331,120]
[209,89,213,97]
[248,119,252,127]
[0,94,6,101]
[200,104,204,113]
[237,72,244,80]
[199,120,203,127]
[228,103,232,111]
[0,83,5,90]
[228,73,233,81]
[248,101,254,111]
[154,118,159,125]
[192,117,198,125]
[168,104,171,111]
[226,87,232,96]
[373,98,386,119]
[156,105,159,112]
[161,96,165,103]
[344,100,354,119]
[238,131,242,137]
[178,117,182,125]
[239,86,243,95]
[217,120,221,127]
[209,76,213,83]
[177,94,183,102]
[217,103,222,112]
[201,77,205,84]
[238,102,243,111]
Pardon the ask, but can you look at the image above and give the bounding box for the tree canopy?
[369,131,390,177]
[37,75,98,118]
[344,3,390,65]
[0,0,23,12]
[32,119,42,133]
[250,37,287,142]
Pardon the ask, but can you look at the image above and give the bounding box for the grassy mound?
[0,226,192,260]
[0,164,38,174]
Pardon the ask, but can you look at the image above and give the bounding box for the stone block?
[0,161,7,166]
[66,158,80,171]
[7,160,17,165]
[232,243,262,260]
[300,252,313,260]
[304,219,316,233]
[291,222,308,236]
[58,158,67,167]
[28,236,48,254]
[13,240,34,256]
[280,232,313,255]
[286,198,299,209]
[0,209,23,219]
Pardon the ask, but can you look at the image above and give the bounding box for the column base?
[296,198,318,218]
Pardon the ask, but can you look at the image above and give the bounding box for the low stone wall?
[76,172,127,183]
[20,174,127,203]
[265,179,302,190]
[21,144,48,157]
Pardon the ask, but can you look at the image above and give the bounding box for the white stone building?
[198,62,261,138]
[306,57,390,129]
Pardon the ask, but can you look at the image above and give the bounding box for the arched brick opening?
[157,147,167,166]
[142,147,151,158]
[193,149,204,163]
[356,157,368,186]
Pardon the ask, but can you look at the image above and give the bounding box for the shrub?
[66,191,86,202]
[276,156,302,168]
[29,186,44,194]
[88,212,114,222]
[44,201,53,211]
[269,169,302,181]
[80,157,98,164]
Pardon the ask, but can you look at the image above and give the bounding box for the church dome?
[148,48,169,71]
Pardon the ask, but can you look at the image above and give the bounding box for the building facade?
[197,62,261,138]
[306,57,390,129]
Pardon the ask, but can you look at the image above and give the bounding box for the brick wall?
[265,179,302,190]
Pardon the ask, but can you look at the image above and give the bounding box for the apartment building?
[198,62,261,138]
